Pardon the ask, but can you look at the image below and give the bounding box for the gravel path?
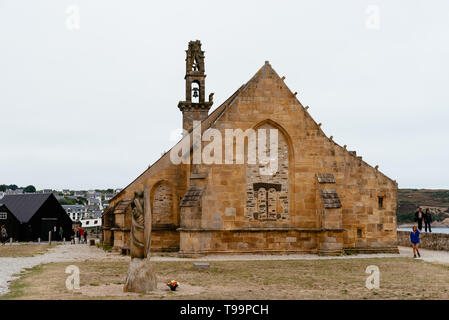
[397,246,449,263]
[151,247,449,263]
[1,244,448,296]
[0,243,122,296]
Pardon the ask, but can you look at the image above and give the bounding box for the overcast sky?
[1,0,448,190]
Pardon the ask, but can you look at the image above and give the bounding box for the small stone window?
[0,212,7,219]
[357,228,363,238]
[378,196,385,209]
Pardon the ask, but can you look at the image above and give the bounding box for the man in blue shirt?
[410,226,421,258]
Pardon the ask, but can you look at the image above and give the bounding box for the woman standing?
[424,208,432,233]
[410,226,421,258]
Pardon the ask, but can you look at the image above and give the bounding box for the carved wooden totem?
[123,185,157,293]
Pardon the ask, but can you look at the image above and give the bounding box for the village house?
[88,197,102,207]
[62,204,86,221]
[104,194,114,201]
[74,191,85,197]
[5,188,23,195]
[102,40,398,256]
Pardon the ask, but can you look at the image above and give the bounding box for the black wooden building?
[0,193,72,241]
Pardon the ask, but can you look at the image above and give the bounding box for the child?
[410,226,421,258]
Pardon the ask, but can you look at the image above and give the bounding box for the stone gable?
[103,45,398,256]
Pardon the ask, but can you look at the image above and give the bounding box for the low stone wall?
[397,230,449,251]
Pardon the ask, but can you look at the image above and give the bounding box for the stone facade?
[102,40,398,256]
[245,123,289,222]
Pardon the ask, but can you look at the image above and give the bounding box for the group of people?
[1,225,90,244]
[414,207,432,232]
[70,226,88,244]
[410,207,433,259]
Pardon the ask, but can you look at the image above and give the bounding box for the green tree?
[58,198,77,205]
[76,197,87,205]
[23,185,36,193]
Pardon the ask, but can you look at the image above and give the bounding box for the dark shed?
[0,204,20,241]
[0,193,72,241]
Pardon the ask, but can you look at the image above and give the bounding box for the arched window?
[192,57,200,72]
[191,81,200,103]
[151,181,174,225]
[245,121,290,221]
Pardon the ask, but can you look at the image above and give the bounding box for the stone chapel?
[102,40,398,256]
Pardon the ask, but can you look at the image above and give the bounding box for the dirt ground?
[0,244,58,258]
[3,256,449,300]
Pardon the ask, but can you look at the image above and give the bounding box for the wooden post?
[49,231,52,245]
[143,185,152,258]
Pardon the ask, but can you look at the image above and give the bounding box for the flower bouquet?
[167,280,179,291]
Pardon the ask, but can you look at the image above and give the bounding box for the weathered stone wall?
[179,229,319,256]
[397,231,449,251]
[103,229,113,247]
[115,213,125,229]
[113,230,126,248]
[151,229,180,252]
[245,123,289,221]
[151,181,175,225]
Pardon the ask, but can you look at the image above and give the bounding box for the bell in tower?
[178,40,214,132]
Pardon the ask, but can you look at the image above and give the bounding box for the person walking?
[83,229,88,244]
[424,208,432,233]
[70,228,75,244]
[1,225,8,245]
[414,207,424,231]
[410,225,421,258]
[58,226,64,241]
[79,227,85,244]
[75,228,80,244]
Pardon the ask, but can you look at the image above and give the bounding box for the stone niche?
[245,123,289,221]
[151,181,175,225]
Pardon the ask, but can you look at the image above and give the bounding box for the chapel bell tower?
[178,40,214,132]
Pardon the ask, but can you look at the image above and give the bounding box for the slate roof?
[180,186,204,207]
[113,199,132,214]
[319,189,342,209]
[0,193,54,223]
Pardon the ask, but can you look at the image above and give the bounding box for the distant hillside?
[397,189,449,223]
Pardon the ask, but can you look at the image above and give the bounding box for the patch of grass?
[4,257,449,300]
[1,265,44,300]
[0,244,58,257]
